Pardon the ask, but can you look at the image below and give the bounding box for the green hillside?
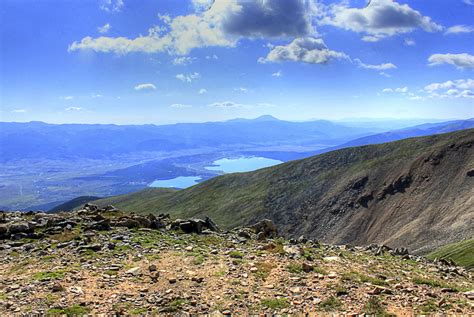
[93,129,474,254]
[428,238,474,270]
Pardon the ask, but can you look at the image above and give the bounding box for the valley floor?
[0,214,473,315]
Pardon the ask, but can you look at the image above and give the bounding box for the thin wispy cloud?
[428,53,474,69]
[176,73,200,82]
[445,25,474,35]
[134,83,156,91]
[98,23,111,34]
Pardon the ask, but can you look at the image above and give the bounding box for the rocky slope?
[0,206,473,315]
[94,129,474,254]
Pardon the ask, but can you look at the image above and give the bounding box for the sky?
[0,0,473,124]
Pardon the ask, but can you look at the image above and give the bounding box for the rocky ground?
[0,205,473,315]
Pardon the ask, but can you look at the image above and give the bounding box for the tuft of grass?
[261,298,289,310]
[417,299,438,314]
[229,251,244,259]
[33,270,65,281]
[286,263,303,274]
[319,296,342,312]
[162,299,187,313]
[47,304,89,316]
[192,255,205,265]
[129,307,149,315]
[341,271,387,286]
[363,297,392,316]
[253,261,276,280]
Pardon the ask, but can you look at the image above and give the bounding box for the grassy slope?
[95,130,471,221]
[92,129,474,253]
[427,238,474,270]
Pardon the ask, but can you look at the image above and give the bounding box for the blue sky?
[1,0,473,124]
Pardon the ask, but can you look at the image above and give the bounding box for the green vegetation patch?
[428,238,474,270]
[319,296,342,312]
[33,270,65,281]
[47,304,89,316]
[261,298,289,310]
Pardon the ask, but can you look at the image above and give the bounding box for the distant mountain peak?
[228,115,280,123]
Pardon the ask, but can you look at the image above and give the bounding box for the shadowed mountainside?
[94,129,474,254]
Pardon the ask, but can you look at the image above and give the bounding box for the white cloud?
[258,37,347,64]
[379,72,392,78]
[355,58,397,71]
[70,0,318,56]
[208,101,244,108]
[60,96,74,100]
[198,88,207,94]
[205,54,218,60]
[65,107,86,111]
[234,87,249,93]
[424,79,474,92]
[445,25,474,35]
[192,0,213,11]
[176,72,200,82]
[100,0,124,12]
[170,103,192,108]
[463,0,474,5]
[98,23,111,34]
[424,79,474,99]
[134,83,156,91]
[172,56,195,66]
[272,70,283,77]
[382,87,408,93]
[321,0,442,41]
[11,109,27,113]
[404,38,415,46]
[428,53,474,69]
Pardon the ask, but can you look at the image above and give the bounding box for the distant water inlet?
[149,156,283,189]
[205,156,283,173]
[149,176,201,189]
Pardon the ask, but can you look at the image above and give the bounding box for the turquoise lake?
[149,176,201,189]
[149,157,283,189]
[205,156,283,173]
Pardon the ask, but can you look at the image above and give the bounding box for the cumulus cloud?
[198,88,207,94]
[445,25,474,35]
[98,23,111,34]
[170,103,192,108]
[134,83,156,91]
[172,56,195,66]
[424,79,474,99]
[424,79,474,92]
[321,0,442,41]
[65,107,86,111]
[100,0,124,12]
[11,109,27,113]
[206,54,218,60]
[176,72,201,82]
[355,58,397,70]
[69,0,317,56]
[221,0,316,38]
[272,70,283,77]
[258,37,347,64]
[428,53,474,69]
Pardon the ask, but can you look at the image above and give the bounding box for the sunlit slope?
[95,129,474,254]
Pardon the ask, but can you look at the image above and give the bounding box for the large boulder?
[248,219,278,240]
[8,222,34,235]
[170,217,219,234]
[0,224,8,239]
